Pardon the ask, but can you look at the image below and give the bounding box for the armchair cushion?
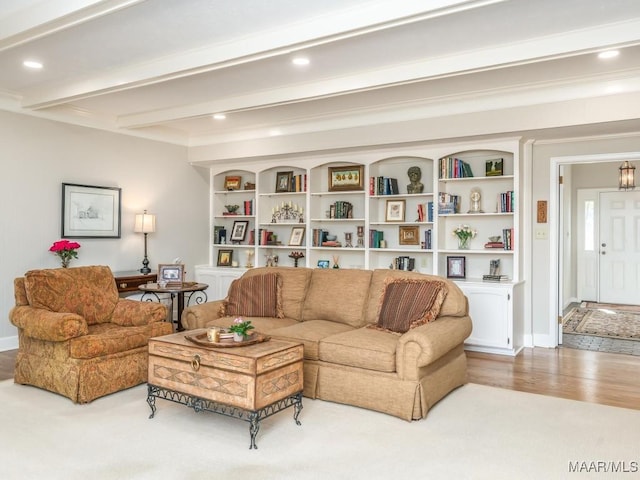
[110,299,168,326]
[24,266,119,324]
[70,322,171,359]
[219,272,284,318]
[9,305,88,342]
[373,278,448,333]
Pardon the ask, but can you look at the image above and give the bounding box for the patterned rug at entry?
[563,306,640,341]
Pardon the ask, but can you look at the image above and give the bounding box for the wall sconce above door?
[619,161,636,190]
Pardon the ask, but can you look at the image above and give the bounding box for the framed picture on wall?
[62,183,121,238]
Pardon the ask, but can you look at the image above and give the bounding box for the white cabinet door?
[194,265,246,301]
[458,281,523,356]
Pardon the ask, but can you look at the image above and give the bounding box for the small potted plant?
[228,317,255,342]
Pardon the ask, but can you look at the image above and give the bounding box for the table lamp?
[134,210,156,274]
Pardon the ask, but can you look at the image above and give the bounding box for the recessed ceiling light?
[213,113,226,120]
[598,50,619,59]
[292,57,310,66]
[23,60,43,69]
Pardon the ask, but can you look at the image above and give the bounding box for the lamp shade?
[134,210,156,233]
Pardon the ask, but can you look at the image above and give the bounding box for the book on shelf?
[243,199,253,215]
[484,242,505,249]
[423,229,432,249]
[321,241,342,247]
[439,157,474,179]
[498,191,515,213]
[369,229,384,248]
[482,274,509,282]
[393,256,415,271]
[438,193,460,214]
[502,228,514,250]
[370,176,400,195]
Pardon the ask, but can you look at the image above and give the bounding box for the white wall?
[0,110,210,350]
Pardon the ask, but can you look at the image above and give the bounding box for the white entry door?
[599,190,640,304]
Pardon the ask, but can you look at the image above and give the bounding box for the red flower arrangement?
[49,240,81,268]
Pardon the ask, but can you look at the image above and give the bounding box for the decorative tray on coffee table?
[184,331,270,348]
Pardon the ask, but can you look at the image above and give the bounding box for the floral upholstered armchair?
[9,266,172,403]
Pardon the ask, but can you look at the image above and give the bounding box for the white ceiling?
[1,0,640,151]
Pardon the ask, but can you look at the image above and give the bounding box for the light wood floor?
[2,347,639,410]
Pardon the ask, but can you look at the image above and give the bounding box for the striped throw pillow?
[219,273,284,318]
[375,278,448,333]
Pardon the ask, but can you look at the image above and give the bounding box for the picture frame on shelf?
[230,220,249,242]
[385,199,406,222]
[217,249,233,267]
[158,263,184,286]
[447,256,466,279]
[317,260,330,268]
[61,183,121,238]
[328,165,364,192]
[275,171,294,193]
[224,175,242,190]
[485,158,504,176]
[399,225,420,245]
[288,226,306,246]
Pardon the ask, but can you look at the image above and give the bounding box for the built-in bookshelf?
[201,138,524,355]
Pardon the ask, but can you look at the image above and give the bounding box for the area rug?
[583,301,640,313]
[563,306,640,340]
[1,381,640,480]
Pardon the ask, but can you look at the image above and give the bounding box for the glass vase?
[458,236,470,250]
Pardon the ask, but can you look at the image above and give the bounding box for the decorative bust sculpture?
[407,166,424,194]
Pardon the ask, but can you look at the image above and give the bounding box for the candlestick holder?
[288,251,305,267]
[271,203,304,223]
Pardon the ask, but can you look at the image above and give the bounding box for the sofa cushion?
[270,320,353,360]
[374,278,448,333]
[24,266,119,325]
[319,327,398,373]
[301,269,372,327]
[239,267,312,320]
[365,269,467,324]
[220,272,284,318]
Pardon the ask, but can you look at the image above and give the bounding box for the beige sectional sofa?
[181,267,472,421]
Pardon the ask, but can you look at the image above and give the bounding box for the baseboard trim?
[0,336,18,352]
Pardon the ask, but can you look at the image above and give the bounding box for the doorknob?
[601,243,607,247]
[601,251,606,255]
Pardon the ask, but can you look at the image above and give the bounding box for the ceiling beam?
[116,20,640,129]
[0,0,144,51]
[19,0,503,109]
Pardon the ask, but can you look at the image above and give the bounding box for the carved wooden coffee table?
[147,330,303,449]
